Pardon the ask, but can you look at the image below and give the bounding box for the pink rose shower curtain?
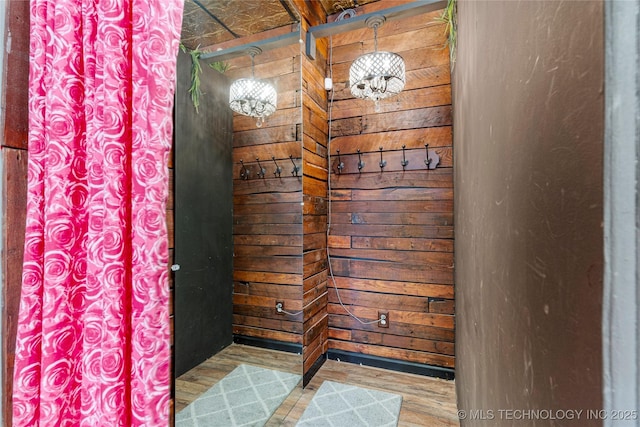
[12,0,184,425]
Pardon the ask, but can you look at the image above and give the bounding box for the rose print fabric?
[12,0,184,425]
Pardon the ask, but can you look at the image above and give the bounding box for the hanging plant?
[210,61,230,74]
[180,43,203,113]
[436,0,457,68]
[180,43,230,113]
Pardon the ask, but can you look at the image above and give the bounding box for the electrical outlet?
[276,301,285,315]
[378,311,389,328]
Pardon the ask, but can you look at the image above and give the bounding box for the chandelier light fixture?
[229,47,277,127]
[349,15,406,111]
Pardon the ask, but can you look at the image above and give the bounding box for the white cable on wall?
[326,10,381,326]
[276,302,303,316]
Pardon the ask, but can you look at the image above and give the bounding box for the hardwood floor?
[174,344,304,423]
[174,344,459,426]
[281,359,459,427]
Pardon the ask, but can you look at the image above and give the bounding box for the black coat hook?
[401,144,409,169]
[336,149,344,174]
[290,155,300,177]
[239,160,250,180]
[256,157,266,179]
[357,149,365,173]
[272,156,282,177]
[379,146,386,171]
[424,144,432,168]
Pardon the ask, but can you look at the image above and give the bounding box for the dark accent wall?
[2,1,29,425]
[453,1,604,425]
[174,52,234,377]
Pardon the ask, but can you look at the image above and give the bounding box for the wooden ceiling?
[180,0,381,50]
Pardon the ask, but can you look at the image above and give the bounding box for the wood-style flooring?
[174,344,459,426]
[174,344,303,420]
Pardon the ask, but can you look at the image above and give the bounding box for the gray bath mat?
[296,380,403,427]
[176,364,301,427]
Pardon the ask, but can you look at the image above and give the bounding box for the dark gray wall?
[174,52,234,376]
[453,1,604,425]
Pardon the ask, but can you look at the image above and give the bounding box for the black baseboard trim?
[233,335,302,354]
[326,349,455,380]
[231,337,454,381]
[303,353,326,387]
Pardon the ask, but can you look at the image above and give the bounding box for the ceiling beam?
[279,0,300,23]
[305,0,447,58]
[199,0,446,63]
[199,27,301,62]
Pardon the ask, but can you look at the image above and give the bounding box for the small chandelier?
[350,16,405,110]
[229,47,277,127]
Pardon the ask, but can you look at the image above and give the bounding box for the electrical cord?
[276,302,303,316]
[326,12,381,326]
[273,8,382,326]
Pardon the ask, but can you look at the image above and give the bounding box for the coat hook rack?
[424,144,431,168]
[336,149,344,174]
[255,157,266,179]
[240,160,250,180]
[272,156,282,177]
[379,146,386,171]
[290,155,300,177]
[357,149,365,173]
[401,144,409,169]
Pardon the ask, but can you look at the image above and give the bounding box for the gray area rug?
[296,380,403,427]
[176,364,302,427]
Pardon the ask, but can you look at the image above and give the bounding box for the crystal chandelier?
[350,16,405,110]
[229,47,277,127]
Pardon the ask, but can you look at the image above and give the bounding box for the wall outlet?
[276,301,285,315]
[378,311,389,328]
[324,77,333,91]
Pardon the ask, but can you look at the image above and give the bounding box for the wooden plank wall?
[2,1,30,424]
[297,2,331,378]
[325,7,455,369]
[228,43,305,346]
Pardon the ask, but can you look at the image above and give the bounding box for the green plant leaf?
[181,45,230,112]
[180,44,204,113]
[437,0,457,67]
[210,61,230,73]
[188,48,202,113]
